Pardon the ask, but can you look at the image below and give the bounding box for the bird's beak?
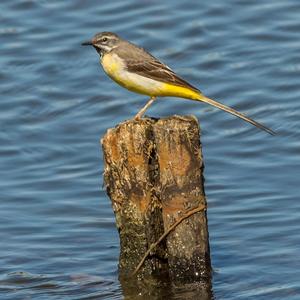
[81,40,93,46]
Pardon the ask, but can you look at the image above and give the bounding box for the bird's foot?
[133,112,143,120]
[133,97,156,121]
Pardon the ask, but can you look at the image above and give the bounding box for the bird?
[82,32,274,135]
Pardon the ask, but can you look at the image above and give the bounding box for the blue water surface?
[0,0,300,299]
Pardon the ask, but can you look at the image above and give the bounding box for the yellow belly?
[159,83,200,100]
[101,52,200,100]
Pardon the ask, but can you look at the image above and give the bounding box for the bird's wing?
[115,44,200,93]
[127,59,201,92]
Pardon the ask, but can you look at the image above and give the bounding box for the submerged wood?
[101,115,211,287]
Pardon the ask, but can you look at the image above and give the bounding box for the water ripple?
[1,0,300,299]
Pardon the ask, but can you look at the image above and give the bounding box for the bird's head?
[82,32,121,56]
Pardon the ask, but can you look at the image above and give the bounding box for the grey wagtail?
[82,32,274,135]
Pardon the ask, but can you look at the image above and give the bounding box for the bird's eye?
[102,37,108,43]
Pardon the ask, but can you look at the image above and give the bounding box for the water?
[0,0,300,299]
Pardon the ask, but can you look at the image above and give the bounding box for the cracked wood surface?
[101,115,211,286]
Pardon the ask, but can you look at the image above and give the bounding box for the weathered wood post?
[101,115,211,289]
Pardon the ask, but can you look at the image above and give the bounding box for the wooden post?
[101,115,211,287]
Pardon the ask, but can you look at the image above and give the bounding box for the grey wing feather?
[115,42,200,93]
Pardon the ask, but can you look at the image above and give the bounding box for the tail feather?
[195,94,275,135]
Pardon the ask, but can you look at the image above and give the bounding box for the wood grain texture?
[101,115,211,288]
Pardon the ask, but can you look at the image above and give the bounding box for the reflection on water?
[121,278,213,300]
[1,0,300,299]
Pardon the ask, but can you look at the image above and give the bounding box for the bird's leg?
[134,96,157,120]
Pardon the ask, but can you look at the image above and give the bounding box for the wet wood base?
[101,115,211,290]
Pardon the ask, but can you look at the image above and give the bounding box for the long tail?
[195,94,275,135]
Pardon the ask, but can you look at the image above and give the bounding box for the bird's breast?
[101,52,124,78]
[100,52,164,96]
